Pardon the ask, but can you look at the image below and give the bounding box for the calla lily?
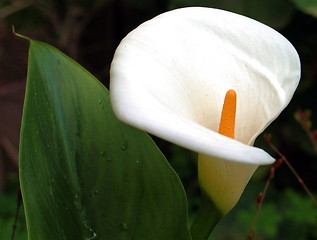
[110,7,301,215]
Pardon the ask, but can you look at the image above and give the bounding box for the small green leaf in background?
[19,36,191,240]
[284,188,317,225]
[234,186,317,240]
[237,203,282,238]
[290,0,317,18]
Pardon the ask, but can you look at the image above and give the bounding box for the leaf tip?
[12,25,31,41]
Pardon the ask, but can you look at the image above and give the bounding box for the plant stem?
[264,135,317,207]
[190,194,223,240]
[11,187,22,240]
[247,158,283,239]
[304,129,317,155]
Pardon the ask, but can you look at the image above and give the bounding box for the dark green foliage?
[18,38,191,240]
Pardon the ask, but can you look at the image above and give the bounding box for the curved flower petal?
[110,7,301,214]
[199,154,258,213]
[110,7,300,164]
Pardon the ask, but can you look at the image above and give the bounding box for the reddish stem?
[248,133,317,239]
[305,129,317,155]
[295,109,317,154]
[264,134,317,207]
[247,158,283,240]
[11,187,22,240]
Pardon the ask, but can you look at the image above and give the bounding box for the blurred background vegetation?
[0,0,317,239]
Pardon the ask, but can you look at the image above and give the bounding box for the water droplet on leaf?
[74,195,83,210]
[120,222,129,231]
[121,141,128,151]
[83,222,97,240]
[98,99,104,109]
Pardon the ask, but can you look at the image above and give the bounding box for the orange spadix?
[218,89,236,139]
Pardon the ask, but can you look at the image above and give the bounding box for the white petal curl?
[110,7,301,165]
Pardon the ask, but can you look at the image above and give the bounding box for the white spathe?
[110,7,301,213]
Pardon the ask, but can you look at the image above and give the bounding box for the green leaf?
[290,0,317,18]
[237,203,282,238]
[284,188,317,225]
[19,38,191,240]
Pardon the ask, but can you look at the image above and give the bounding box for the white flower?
[110,7,301,214]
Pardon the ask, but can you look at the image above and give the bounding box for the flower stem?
[190,194,223,240]
[264,134,317,206]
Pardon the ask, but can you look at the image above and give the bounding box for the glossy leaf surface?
[19,38,191,240]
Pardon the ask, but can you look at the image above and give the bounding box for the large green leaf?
[19,37,191,240]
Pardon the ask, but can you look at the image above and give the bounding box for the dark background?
[0,0,317,239]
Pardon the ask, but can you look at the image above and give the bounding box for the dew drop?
[98,99,104,109]
[84,223,97,240]
[120,222,129,231]
[101,152,111,163]
[74,194,83,210]
[85,232,97,240]
[121,141,128,151]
